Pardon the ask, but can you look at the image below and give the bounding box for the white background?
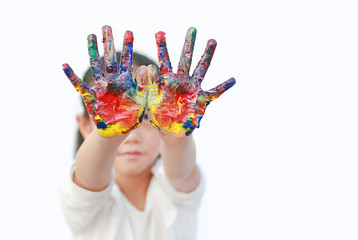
[1,0,357,239]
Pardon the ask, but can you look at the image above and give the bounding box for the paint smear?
[149,27,236,136]
[63,26,146,137]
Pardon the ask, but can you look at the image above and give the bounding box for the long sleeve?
[152,160,205,211]
[59,163,114,234]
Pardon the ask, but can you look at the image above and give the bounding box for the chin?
[122,166,151,177]
[114,158,152,175]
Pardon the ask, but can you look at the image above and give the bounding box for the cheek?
[143,131,161,158]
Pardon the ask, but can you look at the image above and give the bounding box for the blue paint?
[159,42,172,71]
[127,43,133,72]
[124,74,134,88]
[97,121,107,129]
[197,115,204,128]
[183,119,196,136]
[119,43,133,74]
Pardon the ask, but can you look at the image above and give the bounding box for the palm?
[63,26,146,137]
[149,72,200,135]
[87,72,145,135]
[148,28,236,136]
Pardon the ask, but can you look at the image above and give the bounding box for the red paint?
[155,31,166,43]
[95,90,141,126]
[124,31,133,44]
[153,83,199,126]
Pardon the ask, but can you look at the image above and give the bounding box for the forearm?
[160,134,199,192]
[74,129,126,191]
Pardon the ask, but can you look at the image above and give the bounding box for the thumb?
[134,65,147,92]
[146,64,161,107]
[62,63,91,97]
[203,77,236,102]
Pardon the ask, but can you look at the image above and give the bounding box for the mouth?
[120,151,142,159]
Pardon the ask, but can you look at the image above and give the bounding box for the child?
[61,25,235,240]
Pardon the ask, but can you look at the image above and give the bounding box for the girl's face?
[112,63,161,177]
[113,118,161,177]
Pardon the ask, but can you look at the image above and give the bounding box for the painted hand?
[63,26,146,137]
[147,27,236,136]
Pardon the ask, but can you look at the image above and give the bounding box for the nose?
[122,127,142,144]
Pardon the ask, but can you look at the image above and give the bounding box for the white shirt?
[60,161,204,240]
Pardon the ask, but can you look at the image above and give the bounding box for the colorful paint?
[148,27,236,136]
[63,25,146,137]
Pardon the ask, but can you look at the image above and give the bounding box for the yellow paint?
[147,84,161,106]
[97,118,143,137]
[94,106,145,137]
[150,109,182,135]
[177,97,183,114]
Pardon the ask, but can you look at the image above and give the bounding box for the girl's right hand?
[63,25,147,137]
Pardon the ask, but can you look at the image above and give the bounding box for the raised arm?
[62,26,147,191]
[147,27,236,192]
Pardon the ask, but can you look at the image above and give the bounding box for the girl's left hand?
[147,27,236,137]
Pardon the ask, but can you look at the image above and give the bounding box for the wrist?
[92,128,127,146]
[160,131,193,146]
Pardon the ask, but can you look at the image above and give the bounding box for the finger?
[192,39,217,84]
[203,77,236,101]
[134,65,147,92]
[62,63,91,96]
[102,25,118,74]
[178,27,197,74]
[87,34,103,79]
[147,64,160,108]
[119,31,134,74]
[147,64,160,86]
[155,31,172,74]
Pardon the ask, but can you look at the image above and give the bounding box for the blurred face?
[113,117,161,176]
[113,63,161,176]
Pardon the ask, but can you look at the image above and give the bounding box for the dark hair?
[75,51,158,153]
